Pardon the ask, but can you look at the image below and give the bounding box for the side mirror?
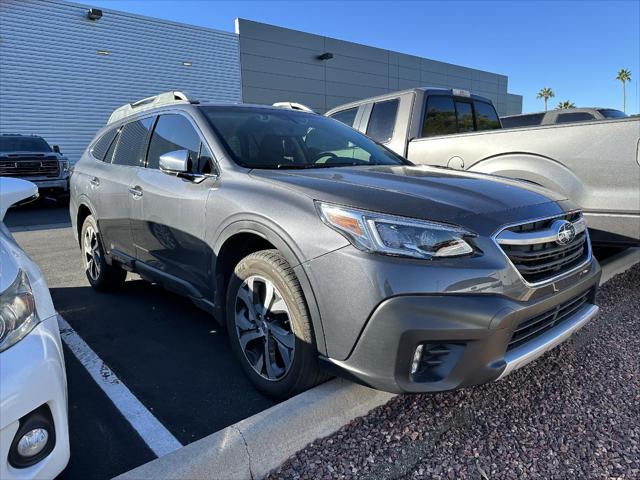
[52,145,61,154]
[159,150,190,174]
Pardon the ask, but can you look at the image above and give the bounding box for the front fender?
[468,153,587,206]
[212,218,329,355]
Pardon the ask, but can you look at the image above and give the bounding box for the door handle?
[129,186,143,198]
[90,177,100,187]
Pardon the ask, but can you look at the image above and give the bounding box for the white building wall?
[0,0,242,163]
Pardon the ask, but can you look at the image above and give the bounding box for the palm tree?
[557,100,576,109]
[616,68,631,112]
[537,87,555,111]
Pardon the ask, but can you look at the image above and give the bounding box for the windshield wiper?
[249,162,367,170]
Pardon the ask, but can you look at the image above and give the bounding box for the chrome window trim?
[491,211,593,288]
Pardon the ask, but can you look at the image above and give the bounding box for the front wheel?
[226,250,327,398]
[81,215,126,291]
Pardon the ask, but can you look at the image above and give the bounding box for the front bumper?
[30,177,69,193]
[0,315,69,479]
[320,259,601,394]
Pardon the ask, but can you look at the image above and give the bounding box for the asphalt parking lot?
[4,204,630,479]
[7,206,275,479]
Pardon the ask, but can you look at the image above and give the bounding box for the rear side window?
[598,109,627,119]
[556,112,596,124]
[501,113,545,128]
[111,117,155,167]
[422,96,457,137]
[455,101,474,133]
[147,114,201,170]
[366,99,399,143]
[330,108,358,127]
[91,129,118,161]
[474,101,501,130]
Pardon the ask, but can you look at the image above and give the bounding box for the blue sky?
[91,0,639,114]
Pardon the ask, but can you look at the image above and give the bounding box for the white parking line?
[57,316,183,458]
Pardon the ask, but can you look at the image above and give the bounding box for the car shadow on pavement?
[50,279,276,447]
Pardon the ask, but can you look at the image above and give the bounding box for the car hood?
[251,165,571,235]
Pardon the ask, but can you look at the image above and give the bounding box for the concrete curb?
[114,379,395,480]
[598,247,640,284]
[114,248,640,480]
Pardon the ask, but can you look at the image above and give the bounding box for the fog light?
[17,429,49,457]
[410,344,424,374]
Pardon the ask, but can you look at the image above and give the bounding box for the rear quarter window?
[474,101,501,130]
[91,128,118,161]
[329,108,358,127]
[366,99,399,143]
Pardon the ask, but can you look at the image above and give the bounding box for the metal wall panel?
[237,19,522,116]
[0,0,241,163]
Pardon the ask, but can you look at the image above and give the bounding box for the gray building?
[237,19,523,116]
[0,0,522,163]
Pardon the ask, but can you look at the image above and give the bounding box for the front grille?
[496,212,590,284]
[0,156,59,178]
[507,289,592,351]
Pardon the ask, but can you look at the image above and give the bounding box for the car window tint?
[91,128,118,161]
[147,114,201,170]
[597,109,627,119]
[455,101,474,132]
[556,112,596,124]
[422,96,457,137]
[330,108,358,127]
[195,143,214,174]
[501,113,545,128]
[366,99,399,143]
[103,128,120,163]
[111,118,154,166]
[474,101,501,130]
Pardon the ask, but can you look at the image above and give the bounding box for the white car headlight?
[316,202,476,259]
[0,270,39,352]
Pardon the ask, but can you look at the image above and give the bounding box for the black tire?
[80,215,126,291]
[226,249,328,398]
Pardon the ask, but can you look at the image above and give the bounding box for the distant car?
[0,178,70,479]
[326,88,640,247]
[0,134,71,200]
[501,108,627,128]
[70,91,600,398]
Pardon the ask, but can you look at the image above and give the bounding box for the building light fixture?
[97,50,110,56]
[182,61,193,67]
[87,8,103,21]
[317,52,334,61]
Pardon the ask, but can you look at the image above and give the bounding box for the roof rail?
[272,102,315,114]
[107,91,194,124]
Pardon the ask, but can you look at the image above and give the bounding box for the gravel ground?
[268,264,640,480]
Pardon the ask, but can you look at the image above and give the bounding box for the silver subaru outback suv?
[70,92,601,398]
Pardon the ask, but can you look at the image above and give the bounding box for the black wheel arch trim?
[212,219,328,356]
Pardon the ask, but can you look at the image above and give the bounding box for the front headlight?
[316,202,476,259]
[0,270,39,352]
[61,160,70,173]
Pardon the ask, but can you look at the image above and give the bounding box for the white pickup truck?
[326,88,640,246]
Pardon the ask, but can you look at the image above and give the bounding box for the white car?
[0,178,69,479]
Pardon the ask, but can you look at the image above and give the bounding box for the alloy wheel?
[83,225,101,281]
[234,275,295,381]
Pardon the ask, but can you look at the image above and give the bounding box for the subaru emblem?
[556,221,576,245]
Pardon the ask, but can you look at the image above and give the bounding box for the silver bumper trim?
[497,303,599,380]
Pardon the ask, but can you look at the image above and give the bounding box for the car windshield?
[597,109,627,119]
[201,106,408,169]
[0,136,52,153]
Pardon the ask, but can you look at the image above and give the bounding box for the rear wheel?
[81,215,126,291]
[226,250,327,398]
